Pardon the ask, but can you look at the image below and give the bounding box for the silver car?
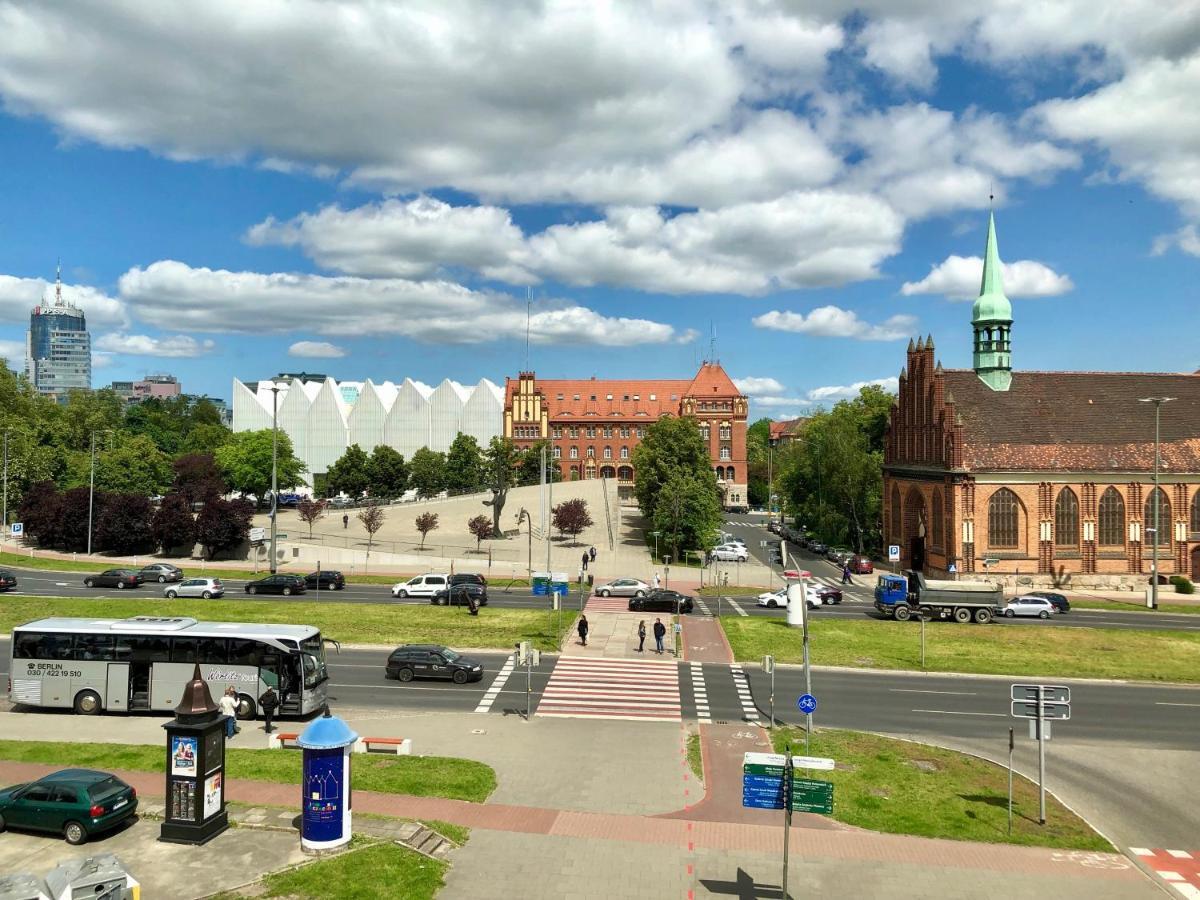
[1001,596,1056,619]
[594,578,650,598]
[140,562,184,583]
[165,577,224,599]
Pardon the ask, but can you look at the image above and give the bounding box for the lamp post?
[86,428,113,556]
[270,384,282,574]
[1138,397,1176,610]
[517,507,533,579]
[650,530,660,563]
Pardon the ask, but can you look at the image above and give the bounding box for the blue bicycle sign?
[798,693,818,714]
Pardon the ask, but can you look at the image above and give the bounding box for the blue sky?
[0,2,1196,416]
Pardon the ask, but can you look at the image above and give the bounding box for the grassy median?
[769,727,1111,851]
[0,739,495,803]
[0,596,571,651]
[723,616,1200,682]
[249,836,446,900]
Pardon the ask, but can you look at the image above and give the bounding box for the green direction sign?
[790,778,834,815]
[744,763,788,778]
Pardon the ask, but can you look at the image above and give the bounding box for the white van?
[391,573,449,598]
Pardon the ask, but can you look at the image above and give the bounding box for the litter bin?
[587,573,594,587]
[0,873,49,900]
[296,706,359,853]
[44,854,139,900]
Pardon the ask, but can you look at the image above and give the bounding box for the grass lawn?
[0,596,571,651]
[258,837,446,900]
[424,818,471,846]
[770,728,1111,851]
[687,732,703,782]
[723,616,1200,682]
[0,739,496,802]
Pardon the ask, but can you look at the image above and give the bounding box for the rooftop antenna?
[524,286,531,371]
[709,320,717,365]
[54,258,63,306]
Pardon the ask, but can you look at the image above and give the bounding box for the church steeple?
[972,212,1013,391]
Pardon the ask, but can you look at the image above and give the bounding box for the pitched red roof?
[769,418,807,440]
[686,362,742,397]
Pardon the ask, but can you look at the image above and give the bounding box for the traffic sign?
[790,756,835,771]
[887,545,900,562]
[790,778,834,814]
[797,693,818,714]
[1011,684,1070,703]
[9,522,22,537]
[249,527,267,542]
[948,563,957,573]
[1011,700,1071,720]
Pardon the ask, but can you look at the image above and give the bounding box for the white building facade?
[232,376,504,486]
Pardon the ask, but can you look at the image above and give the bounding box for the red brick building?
[883,215,1200,589]
[503,362,749,509]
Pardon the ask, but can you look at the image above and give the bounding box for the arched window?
[1144,488,1171,537]
[1054,488,1079,548]
[987,488,1020,548]
[890,485,901,540]
[931,490,944,547]
[725,467,736,482]
[1098,488,1124,546]
[1191,491,1200,533]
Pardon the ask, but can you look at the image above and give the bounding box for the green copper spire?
[972,211,1012,391]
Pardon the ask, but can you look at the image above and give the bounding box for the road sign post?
[782,751,793,900]
[1007,727,1014,835]
[1010,684,1070,825]
[763,655,776,728]
[797,693,817,756]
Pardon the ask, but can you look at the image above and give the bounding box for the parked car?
[305,570,346,590]
[767,522,781,534]
[450,572,488,591]
[165,577,224,599]
[848,555,874,575]
[827,547,852,564]
[139,562,184,583]
[808,541,828,555]
[0,570,17,591]
[244,574,306,596]
[432,582,488,607]
[1028,590,1070,613]
[711,544,749,562]
[391,573,449,598]
[1000,596,1057,619]
[0,769,137,845]
[385,644,484,683]
[594,578,650,598]
[628,589,695,613]
[83,569,142,589]
[328,496,353,509]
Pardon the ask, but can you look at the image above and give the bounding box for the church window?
[1144,488,1171,536]
[1192,491,1200,533]
[931,490,944,547]
[1054,488,1079,548]
[987,489,1020,549]
[1098,488,1125,546]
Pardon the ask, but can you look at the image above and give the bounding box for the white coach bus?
[8,616,332,719]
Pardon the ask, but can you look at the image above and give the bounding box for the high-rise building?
[26,265,91,398]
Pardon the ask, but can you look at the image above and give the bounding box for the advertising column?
[296,706,359,853]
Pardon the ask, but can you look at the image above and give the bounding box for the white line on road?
[475,655,516,713]
[890,689,978,696]
[1156,702,1200,707]
[911,708,1006,717]
[728,599,748,617]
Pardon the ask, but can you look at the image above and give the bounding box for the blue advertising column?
[296,707,359,853]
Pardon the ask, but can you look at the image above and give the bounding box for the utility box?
[44,854,140,900]
[0,873,49,900]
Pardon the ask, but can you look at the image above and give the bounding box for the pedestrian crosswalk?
[474,654,515,713]
[536,657,681,722]
[1132,848,1200,898]
[688,662,711,725]
[730,663,764,725]
[584,594,633,613]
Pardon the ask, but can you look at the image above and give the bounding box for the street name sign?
[249,527,267,542]
[790,778,834,815]
[1011,700,1071,720]
[1011,684,1070,703]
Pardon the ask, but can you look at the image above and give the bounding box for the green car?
[0,769,138,845]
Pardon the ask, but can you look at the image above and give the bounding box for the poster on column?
[302,747,345,844]
[171,736,198,776]
[203,772,223,820]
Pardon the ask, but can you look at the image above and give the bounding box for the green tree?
[408,448,447,499]
[184,422,232,455]
[631,415,711,519]
[481,436,521,536]
[94,435,173,495]
[651,470,722,562]
[746,417,772,508]
[214,429,305,501]
[445,433,485,493]
[517,440,562,485]
[367,445,408,498]
[326,444,371,498]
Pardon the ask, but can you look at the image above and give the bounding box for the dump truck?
[873,570,1003,624]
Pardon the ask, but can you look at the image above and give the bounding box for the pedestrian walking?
[342,513,349,529]
[841,564,852,585]
[589,546,596,563]
[577,614,589,647]
[259,685,279,734]
[653,618,666,654]
[653,572,661,590]
[637,620,647,653]
[581,552,589,571]
[218,686,239,739]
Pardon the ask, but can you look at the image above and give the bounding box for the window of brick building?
[552,446,561,459]
[603,426,612,438]
[720,446,731,461]
[1098,488,1125,545]
[700,424,710,440]
[1144,488,1171,535]
[890,486,901,540]
[552,426,563,439]
[603,446,612,459]
[1191,490,1200,533]
[620,446,629,459]
[620,426,630,438]
[636,428,644,438]
[987,488,1021,548]
[568,427,578,438]
[587,446,595,458]
[569,446,578,460]
[719,424,731,440]
[1055,488,1079,548]
[585,426,595,438]
[725,466,736,481]
[932,490,944,548]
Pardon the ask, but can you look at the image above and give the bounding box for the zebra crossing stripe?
[727,598,749,617]
[694,597,711,616]
[730,663,763,725]
[474,655,516,713]
[690,662,711,724]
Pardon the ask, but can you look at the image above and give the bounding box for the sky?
[0,1,1197,419]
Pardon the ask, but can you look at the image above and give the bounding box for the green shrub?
[1169,575,1195,595]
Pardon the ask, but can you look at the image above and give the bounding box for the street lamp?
[269,384,282,574]
[86,428,114,556]
[650,530,660,562]
[1138,397,1176,610]
[516,507,533,579]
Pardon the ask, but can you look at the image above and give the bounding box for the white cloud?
[91,351,115,370]
[749,396,812,409]
[289,341,345,359]
[805,377,900,403]
[734,377,786,396]
[95,333,215,357]
[117,261,688,347]
[753,306,917,341]
[0,274,127,328]
[900,255,1074,298]
[1152,225,1200,257]
[0,339,24,369]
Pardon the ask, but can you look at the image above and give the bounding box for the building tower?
[26,263,92,398]
[972,212,1013,392]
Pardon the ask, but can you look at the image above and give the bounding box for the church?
[882,215,1200,590]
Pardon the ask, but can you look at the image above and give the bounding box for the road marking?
[690,662,710,724]
[1169,851,1196,859]
[727,599,748,617]
[911,708,1006,717]
[729,663,763,725]
[1156,702,1200,707]
[890,689,978,696]
[694,597,711,617]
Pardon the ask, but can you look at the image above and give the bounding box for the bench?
[357,736,413,755]
[268,731,302,750]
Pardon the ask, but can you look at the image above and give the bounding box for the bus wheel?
[236,694,256,720]
[74,690,102,715]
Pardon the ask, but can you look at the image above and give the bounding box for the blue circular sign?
[798,693,817,714]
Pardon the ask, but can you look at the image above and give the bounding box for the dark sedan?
[304,569,346,590]
[0,570,16,591]
[629,589,695,613]
[0,769,137,845]
[83,569,142,589]
[1028,590,1070,613]
[432,583,488,606]
[385,644,484,683]
[245,574,307,595]
[812,585,843,605]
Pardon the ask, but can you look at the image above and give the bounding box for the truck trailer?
[874,570,1003,624]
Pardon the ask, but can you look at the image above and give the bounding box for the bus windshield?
[300,634,328,689]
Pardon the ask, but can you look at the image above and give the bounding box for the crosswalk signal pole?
[1037,685,1047,825]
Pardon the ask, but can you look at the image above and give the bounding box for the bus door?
[105,663,129,711]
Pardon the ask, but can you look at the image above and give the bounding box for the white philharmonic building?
[231,376,504,485]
